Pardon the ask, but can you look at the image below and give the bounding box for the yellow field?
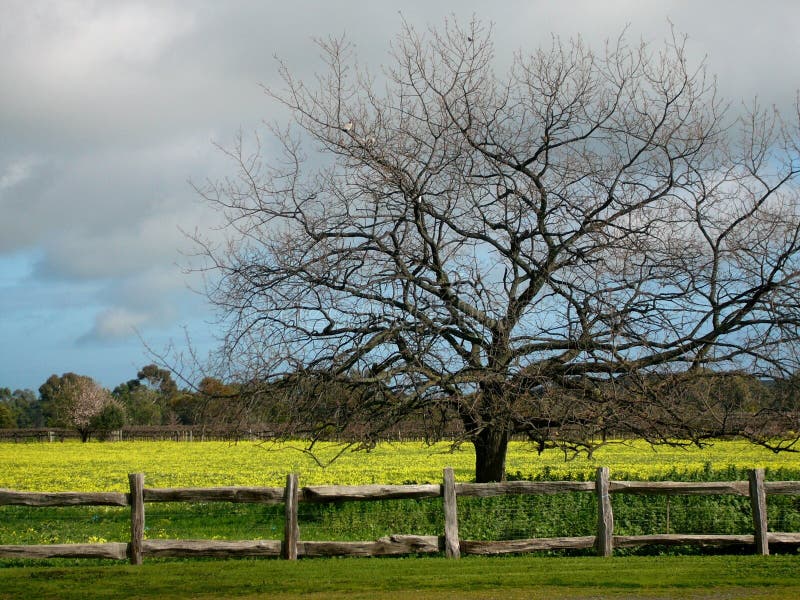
[2,439,799,492]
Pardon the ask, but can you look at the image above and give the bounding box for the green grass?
[4,489,798,551]
[1,555,799,599]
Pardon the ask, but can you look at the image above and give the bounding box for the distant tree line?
[0,365,273,442]
[2,365,799,446]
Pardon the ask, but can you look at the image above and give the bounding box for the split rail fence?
[1,467,799,563]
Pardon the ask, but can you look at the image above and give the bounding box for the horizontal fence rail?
[2,468,800,563]
[0,490,129,507]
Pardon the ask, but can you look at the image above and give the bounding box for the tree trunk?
[472,426,510,483]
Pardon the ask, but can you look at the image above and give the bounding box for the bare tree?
[193,19,800,481]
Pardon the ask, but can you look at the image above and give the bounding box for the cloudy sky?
[1,0,798,392]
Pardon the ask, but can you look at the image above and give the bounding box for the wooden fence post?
[748,468,769,555]
[595,466,613,557]
[283,473,300,560]
[443,467,460,559]
[128,473,145,565]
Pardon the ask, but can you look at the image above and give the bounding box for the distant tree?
[194,377,241,425]
[8,389,43,428]
[0,402,14,428]
[137,364,178,397]
[113,379,162,426]
[112,379,141,405]
[114,364,181,425]
[39,373,122,441]
[90,401,126,441]
[111,366,185,426]
[62,377,114,442]
[167,391,203,425]
[769,373,800,412]
[1,388,42,428]
[0,388,14,428]
[39,373,82,426]
[194,20,800,481]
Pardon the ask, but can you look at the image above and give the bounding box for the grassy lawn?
[1,555,799,599]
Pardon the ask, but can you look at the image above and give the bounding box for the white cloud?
[5,1,195,76]
[84,307,150,341]
[0,157,38,190]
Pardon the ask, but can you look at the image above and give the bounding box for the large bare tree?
[194,20,800,481]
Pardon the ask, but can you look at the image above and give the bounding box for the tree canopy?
[39,373,121,442]
[193,20,800,481]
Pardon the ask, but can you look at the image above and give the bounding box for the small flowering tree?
[40,373,125,441]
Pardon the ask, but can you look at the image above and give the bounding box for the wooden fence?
[1,467,799,563]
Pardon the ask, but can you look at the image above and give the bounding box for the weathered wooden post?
[283,473,300,560]
[748,468,769,555]
[128,473,145,565]
[595,466,613,557]
[443,467,460,559]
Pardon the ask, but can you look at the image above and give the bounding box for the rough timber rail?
[1,468,800,563]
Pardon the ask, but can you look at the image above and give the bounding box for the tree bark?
[473,426,510,483]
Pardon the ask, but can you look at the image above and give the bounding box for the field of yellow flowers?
[2,439,800,550]
[2,439,799,492]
